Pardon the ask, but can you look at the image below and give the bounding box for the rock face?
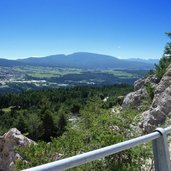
[140,64,171,133]
[122,65,171,133]
[122,75,159,109]
[134,78,145,91]
[122,88,148,108]
[0,128,34,171]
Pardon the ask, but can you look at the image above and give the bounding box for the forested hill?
[0,52,156,70]
[18,52,155,69]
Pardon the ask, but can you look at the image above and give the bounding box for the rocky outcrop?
[140,64,171,133]
[0,128,34,171]
[121,65,171,133]
[122,88,148,108]
[122,75,159,109]
[134,78,145,91]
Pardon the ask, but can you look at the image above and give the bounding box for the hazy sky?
[0,0,171,59]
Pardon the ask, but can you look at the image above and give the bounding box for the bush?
[145,83,155,100]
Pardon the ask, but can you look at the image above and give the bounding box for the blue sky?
[0,0,171,59]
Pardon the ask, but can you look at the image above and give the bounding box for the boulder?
[122,88,148,108]
[134,79,145,91]
[144,75,159,87]
[0,128,34,171]
[122,75,158,109]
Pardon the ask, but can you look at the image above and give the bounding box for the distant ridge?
[126,58,159,64]
[0,58,23,66]
[1,52,156,70]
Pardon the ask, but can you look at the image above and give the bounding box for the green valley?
[0,66,148,94]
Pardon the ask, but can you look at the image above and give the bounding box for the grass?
[12,66,140,79]
[2,107,12,112]
[14,66,137,76]
[103,70,136,78]
[14,66,82,79]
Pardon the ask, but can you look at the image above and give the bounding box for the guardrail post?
[152,128,171,171]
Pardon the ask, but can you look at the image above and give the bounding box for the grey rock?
[122,75,158,109]
[140,64,171,133]
[0,128,34,171]
[134,79,145,91]
[144,75,159,85]
[122,88,148,108]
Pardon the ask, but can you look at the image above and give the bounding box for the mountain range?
[0,52,159,70]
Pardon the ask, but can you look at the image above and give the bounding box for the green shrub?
[145,83,155,100]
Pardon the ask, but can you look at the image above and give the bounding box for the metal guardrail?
[23,127,171,171]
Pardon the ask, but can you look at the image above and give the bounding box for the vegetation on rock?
[154,33,171,79]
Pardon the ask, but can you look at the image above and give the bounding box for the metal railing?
[23,127,171,171]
